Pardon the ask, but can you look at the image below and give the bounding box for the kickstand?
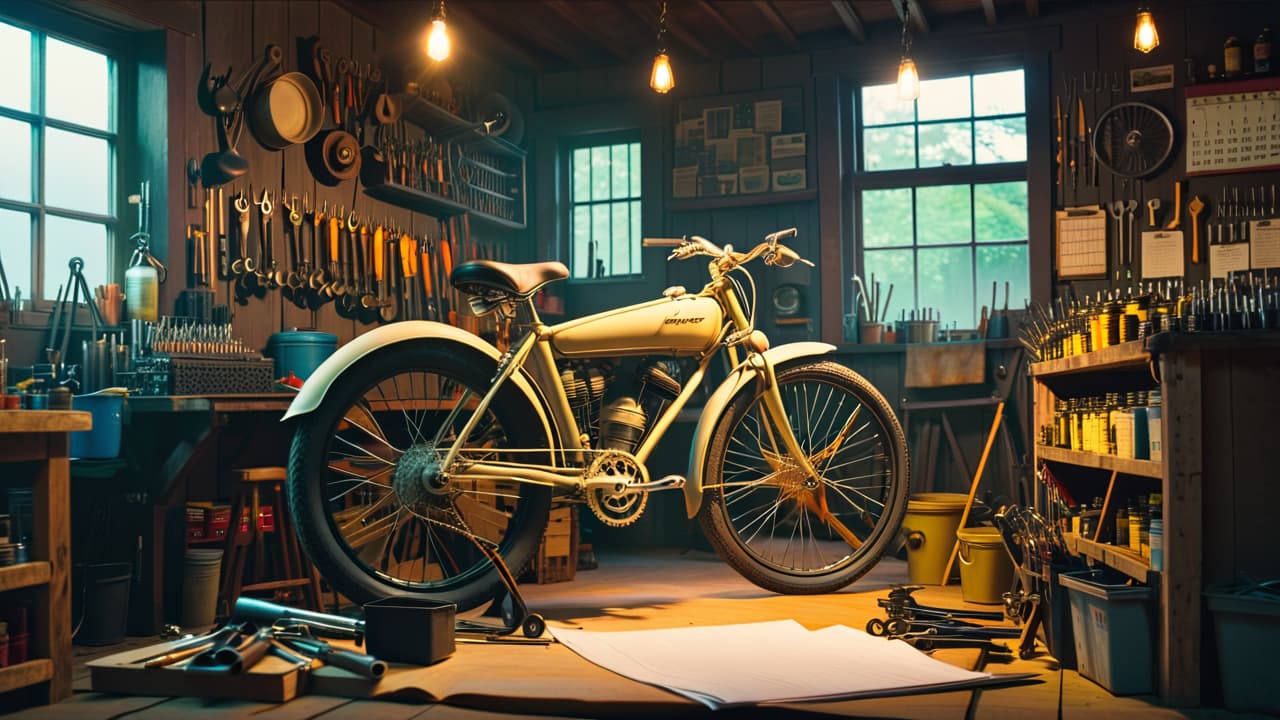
[453,533,547,641]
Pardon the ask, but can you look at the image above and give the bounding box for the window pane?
[0,22,31,111]
[861,83,913,126]
[572,148,590,203]
[46,128,109,214]
[917,76,970,122]
[977,245,1029,319]
[44,216,108,300]
[0,208,32,300]
[917,246,974,328]
[630,199,641,272]
[611,201,630,274]
[975,117,1027,163]
[862,249,914,324]
[591,204,609,275]
[0,117,32,202]
[46,37,110,130]
[572,205,590,278]
[976,181,1028,243]
[918,121,972,167]
[862,189,912,248]
[590,146,610,201]
[610,144,628,198]
[973,69,1025,117]
[916,185,972,246]
[863,126,914,171]
[629,143,641,197]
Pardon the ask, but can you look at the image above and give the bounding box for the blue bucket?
[70,392,124,459]
[266,330,338,384]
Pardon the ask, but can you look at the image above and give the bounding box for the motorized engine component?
[598,396,647,452]
[560,362,611,444]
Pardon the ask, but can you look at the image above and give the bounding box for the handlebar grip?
[642,237,685,247]
[765,228,798,243]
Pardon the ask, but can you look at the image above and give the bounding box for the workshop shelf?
[0,659,54,695]
[0,562,51,593]
[1036,445,1162,479]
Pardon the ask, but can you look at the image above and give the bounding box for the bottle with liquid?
[1225,36,1244,77]
[1128,500,1144,553]
[1255,27,1273,75]
[1115,503,1130,547]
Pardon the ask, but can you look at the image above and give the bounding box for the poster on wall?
[672,87,808,203]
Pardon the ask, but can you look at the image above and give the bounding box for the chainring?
[584,451,648,527]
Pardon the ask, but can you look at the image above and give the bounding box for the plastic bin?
[902,493,968,584]
[1205,585,1280,714]
[69,391,124,459]
[955,526,1015,604]
[1058,569,1154,694]
[180,549,224,628]
[364,597,456,665]
[73,562,132,646]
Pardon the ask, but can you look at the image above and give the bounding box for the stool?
[219,467,323,613]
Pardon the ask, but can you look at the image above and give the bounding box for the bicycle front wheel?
[697,360,909,594]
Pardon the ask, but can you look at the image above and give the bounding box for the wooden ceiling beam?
[1026,0,1041,18]
[754,1,797,49]
[893,0,930,33]
[830,0,867,43]
[454,4,591,66]
[981,0,998,26]
[617,1,714,60]
[544,0,628,61]
[695,0,761,55]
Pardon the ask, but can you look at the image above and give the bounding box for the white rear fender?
[281,321,552,441]
[683,341,837,518]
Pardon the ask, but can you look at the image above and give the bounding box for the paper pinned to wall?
[1141,230,1185,279]
[1252,220,1280,268]
[1210,243,1251,278]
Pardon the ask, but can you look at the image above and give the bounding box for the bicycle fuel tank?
[549,296,723,358]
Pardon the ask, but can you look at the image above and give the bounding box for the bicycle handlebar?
[650,229,812,271]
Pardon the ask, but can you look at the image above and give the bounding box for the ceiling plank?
[544,0,628,61]
[1026,0,1041,18]
[617,0,713,60]
[695,0,761,54]
[830,0,867,42]
[892,0,930,33]
[455,3,591,66]
[754,1,797,49]
[981,0,997,26]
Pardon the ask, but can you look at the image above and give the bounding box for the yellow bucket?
[956,526,1015,604]
[902,493,969,584]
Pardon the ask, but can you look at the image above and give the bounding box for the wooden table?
[0,410,92,704]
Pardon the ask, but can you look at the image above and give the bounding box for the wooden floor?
[1,547,1270,719]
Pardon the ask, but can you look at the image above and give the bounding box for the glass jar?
[1225,35,1244,77]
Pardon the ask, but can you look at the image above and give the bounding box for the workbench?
[82,394,294,635]
[0,410,92,704]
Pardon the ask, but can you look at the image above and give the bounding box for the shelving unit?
[364,94,527,230]
[0,410,92,703]
[1031,332,1280,707]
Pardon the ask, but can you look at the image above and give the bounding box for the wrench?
[1146,198,1161,228]
[254,188,275,288]
[231,191,254,275]
[1124,199,1138,269]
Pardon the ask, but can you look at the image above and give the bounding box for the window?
[0,19,116,302]
[569,139,641,279]
[857,69,1028,329]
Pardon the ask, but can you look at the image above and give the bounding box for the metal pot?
[248,71,324,150]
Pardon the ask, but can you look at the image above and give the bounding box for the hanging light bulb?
[650,1,675,93]
[896,1,919,100]
[426,0,450,62]
[1133,6,1159,54]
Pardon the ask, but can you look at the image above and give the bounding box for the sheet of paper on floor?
[550,619,993,710]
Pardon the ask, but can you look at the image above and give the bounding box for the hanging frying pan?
[248,72,324,150]
[473,92,524,146]
[306,129,360,186]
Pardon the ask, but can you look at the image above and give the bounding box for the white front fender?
[682,341,837,518]
[281,322,551,440]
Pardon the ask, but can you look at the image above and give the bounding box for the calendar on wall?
[1186,77,1280,176]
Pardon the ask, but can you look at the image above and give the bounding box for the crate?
[534,505,578,584]
[1205,586,1280,714]
[1059,569,1155,695]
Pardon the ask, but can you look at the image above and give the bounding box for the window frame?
[0,11,124,306]
[562,129,643,282]
[852,65,1029,329]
